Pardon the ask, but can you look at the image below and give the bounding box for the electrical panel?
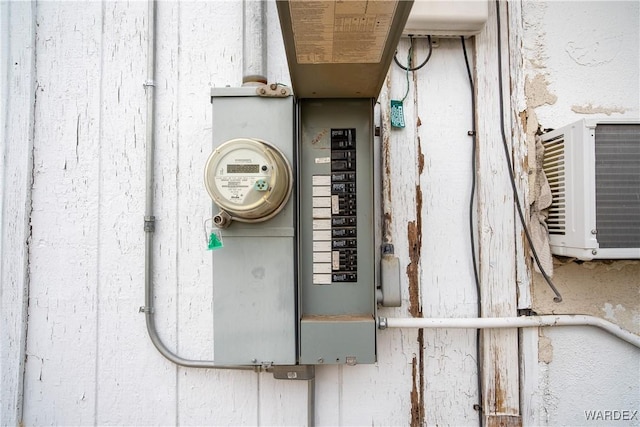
[206,0,412,368]
[207,93,377,366]
[298,99,377,365]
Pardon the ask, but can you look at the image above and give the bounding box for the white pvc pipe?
[381,315,640,349]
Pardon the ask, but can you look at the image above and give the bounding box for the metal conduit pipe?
[242,0,267,85]
[142,0,254,372]
[307,377,315,427]
[378,315,640,349]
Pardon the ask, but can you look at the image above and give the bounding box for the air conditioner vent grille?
[595,124,640,248]
[542,134,566,235]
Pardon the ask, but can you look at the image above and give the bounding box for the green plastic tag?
[208,231,224,250]
[390,100,405,128]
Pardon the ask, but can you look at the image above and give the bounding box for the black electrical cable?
[461,36,484,427]
[461,37,481,319]
[394,35,433,71]
[494,1,562,303]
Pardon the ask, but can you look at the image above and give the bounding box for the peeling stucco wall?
[522,1,639,426]
[524,1,639,127]
[534,260,640,334]
[523,0,639,329]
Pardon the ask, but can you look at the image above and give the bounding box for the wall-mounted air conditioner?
[541,118,640,260]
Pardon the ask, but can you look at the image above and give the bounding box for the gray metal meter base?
[210,87,296,366]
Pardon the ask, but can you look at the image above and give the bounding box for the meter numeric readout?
[331,129,357,283]
[227,164,260,174]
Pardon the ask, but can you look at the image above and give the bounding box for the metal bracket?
[138,306,154,314]
[377,316,388,330]
[212,210,232,229]
[256,83,292,98]
[382,243,394,255]
[270,365,315,381]
[144,216,156,232]
[517,308,538,317]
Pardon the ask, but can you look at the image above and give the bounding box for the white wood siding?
[2,1,638,426]
[1,2,36,425]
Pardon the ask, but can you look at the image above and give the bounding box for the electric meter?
[204,138,293,226]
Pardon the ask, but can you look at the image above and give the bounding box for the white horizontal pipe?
[382,315,640,349]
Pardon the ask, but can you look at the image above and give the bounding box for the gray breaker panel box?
[298,98,376,365]
[211,88,296,366]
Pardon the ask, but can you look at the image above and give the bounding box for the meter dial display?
[204,138,292,222]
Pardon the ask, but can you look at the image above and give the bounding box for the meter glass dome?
[204,138,293,222]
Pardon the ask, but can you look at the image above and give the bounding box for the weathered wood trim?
[520,328,541,426]
[486,414,523,427]
[507,0,532,310]
[475,0,522,423]
[383,36,424,426]
[0,2,36,425]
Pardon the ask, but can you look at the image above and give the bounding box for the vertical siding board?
[314,367,341,425]
[520,329,541,426]
[378,37,422,426]
[176,1,260,424]
[475,1,521,421]
[340,363,412,425]
[174,2,260,425]
[22,2,102,424]
[95,1,177,424]
[507,0,531,310]
[0,2,36,425]
[375,74,420,426]
[414,37,480,425]
[387,38,420,319]
[258,373,308,426]
[266,0,291,86]
[175,0,235,363]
